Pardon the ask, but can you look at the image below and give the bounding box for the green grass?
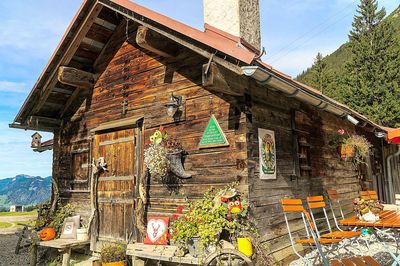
[13,220,36,228]
[0,210,37,216]
[0,221,13,228]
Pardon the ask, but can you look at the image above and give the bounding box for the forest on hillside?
[296,0,400,127]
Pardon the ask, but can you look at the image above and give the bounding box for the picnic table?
[127,243,200,265]
[39,238,90,266]
[127,243,253,266]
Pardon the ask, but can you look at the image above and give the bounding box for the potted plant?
[169,185,240,257]
[100,243,126,266]
[330,129,372,163]
[144,126,194,179]
[353,198,384,222]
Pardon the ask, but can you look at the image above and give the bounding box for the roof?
[10,0,389,135]
[32,139,53,153]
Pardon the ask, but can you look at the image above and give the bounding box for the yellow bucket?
[237,237,253,257]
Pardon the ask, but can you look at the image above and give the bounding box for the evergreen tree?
[310,53,330,94]
[345,0,400,127]
[297,53,331,94]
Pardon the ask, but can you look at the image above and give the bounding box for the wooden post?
[132,256,145,266]
[29,242,38,266]
[61,248,71,266]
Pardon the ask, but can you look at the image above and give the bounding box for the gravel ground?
[0,234,29,266]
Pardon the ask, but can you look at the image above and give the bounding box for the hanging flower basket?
[338,144,355,159]
[144,126,195,179]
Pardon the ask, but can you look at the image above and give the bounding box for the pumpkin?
[39,227,56,241]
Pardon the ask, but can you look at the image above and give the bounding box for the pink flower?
[338,129,345,135]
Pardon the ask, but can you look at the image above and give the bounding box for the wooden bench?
[127,243,200,265]
[39,238,90,266]
[330,256,381,266]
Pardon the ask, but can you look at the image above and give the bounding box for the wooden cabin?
[10,0,393,263]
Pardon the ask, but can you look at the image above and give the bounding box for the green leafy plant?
[329,128,372,164]
[101,243,126,263]
[36,203,75,236]
[343,134,372,159]
[170,184,244,249]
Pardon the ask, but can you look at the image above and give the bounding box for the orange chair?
[330,256,381,266]
[281,199,341,265]
[360,190,379,200]
[306,195,361,240]
[326,190,348,230]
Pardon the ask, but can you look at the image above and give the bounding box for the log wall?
[51,18,385,264]
[246,82,384,264]
[54,34,249,226]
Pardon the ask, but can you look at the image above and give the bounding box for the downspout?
[386,144,400,204]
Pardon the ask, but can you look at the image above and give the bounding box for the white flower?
[144,144,170,177]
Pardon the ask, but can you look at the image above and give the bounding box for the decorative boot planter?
[167,151,196,179]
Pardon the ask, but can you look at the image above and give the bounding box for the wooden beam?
[30,116,61,126]
[82,37,105,50]
[58,66,95,88]
[94,17,117,31]
[136,26,176,58]
[93,20,126,73]
[99,0,243,75]
[9,123,55,133]
[53,87,74,95]
[32,4,103,115]
[60,88,83,117]
[202,62,246,96]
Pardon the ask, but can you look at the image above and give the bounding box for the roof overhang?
[242,65,388,134]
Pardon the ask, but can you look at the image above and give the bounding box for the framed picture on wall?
[258,128,277,179]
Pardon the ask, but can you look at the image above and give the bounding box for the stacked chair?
[281,192,382,266]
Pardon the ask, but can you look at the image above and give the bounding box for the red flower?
[147,139,151,145]
[173,213,179,220]
[176,205,185,214]
[338,129,345,135]
[227,214,232,221]
[221,197,228,202]
[159,125,164,132]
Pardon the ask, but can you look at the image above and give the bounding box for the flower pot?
[360,211,380,222]
[76,228,89,241]
[102,261,125,266]
[237,237,253,257]
[188,237,202,258]
[338,144,355,159]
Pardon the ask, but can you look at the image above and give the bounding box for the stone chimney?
[203,0,261,52]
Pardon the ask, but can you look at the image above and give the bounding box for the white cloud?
[0,81,28,93]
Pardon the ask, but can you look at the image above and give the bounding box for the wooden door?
[93,128,137,242]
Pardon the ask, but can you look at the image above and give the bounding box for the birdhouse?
[31,132,42,148]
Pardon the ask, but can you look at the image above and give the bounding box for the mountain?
[296,6,400,90]
[0,175,52,209]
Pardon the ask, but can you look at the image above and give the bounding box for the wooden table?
[39,239,90,266]
[127,243,200,265]
[340,210,400,228]
[340,210,400,265]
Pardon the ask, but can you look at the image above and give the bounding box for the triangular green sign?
[199,115,229,148]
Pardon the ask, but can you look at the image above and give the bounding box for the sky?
[0,0,398,179]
